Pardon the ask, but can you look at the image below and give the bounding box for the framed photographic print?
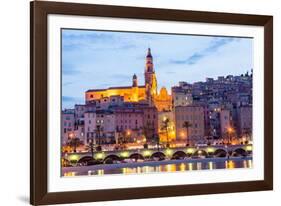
[30,1,273,205]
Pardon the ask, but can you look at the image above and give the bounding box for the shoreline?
[62,156,252,173]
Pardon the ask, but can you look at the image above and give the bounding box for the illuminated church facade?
[85,48,172,111]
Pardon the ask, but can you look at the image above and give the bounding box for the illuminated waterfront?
[63,157,252,176]
[61,35,254,177]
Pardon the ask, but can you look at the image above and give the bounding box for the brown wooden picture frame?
[30,1,273,205]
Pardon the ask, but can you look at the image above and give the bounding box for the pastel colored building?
[153,87,172,112]
[86,84,146,104]
[219,109,231,138]
[73,121,85,145]
[114,108,144,142]
[142,106,158,142]
[237,106,252,137]
[92,95,125,110]
[84,111,96,143]
[74,104,86,119]
[174,105,205,143]
[84,111,116,144]
[171,86,193,107]
[158,110,176,143]
[61,109,75,145]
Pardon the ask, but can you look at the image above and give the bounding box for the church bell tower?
[144,48,157,105]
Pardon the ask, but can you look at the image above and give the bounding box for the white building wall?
[84,112,97,144]
[61,112,75,145]
[172,92,193,107]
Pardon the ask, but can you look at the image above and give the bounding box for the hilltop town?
[62,48,252,152]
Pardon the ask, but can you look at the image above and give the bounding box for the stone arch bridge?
[64,144,252,164]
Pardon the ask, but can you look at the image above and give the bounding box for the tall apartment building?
[174,105,205,143]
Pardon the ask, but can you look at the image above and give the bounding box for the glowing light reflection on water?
[63,159,253,177]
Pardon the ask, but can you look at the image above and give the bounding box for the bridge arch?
[232,148,247,157]
[104,154,121,164]
[77,156,94,165]
[172,151,187,159]
[193,149,208,157]
[213,149,227,157]
[129,153,144,160]
[151,152,166,160]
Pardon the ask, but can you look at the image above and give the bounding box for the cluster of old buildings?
[62,48,252,148]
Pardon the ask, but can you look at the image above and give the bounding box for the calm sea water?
[63,158,253,176]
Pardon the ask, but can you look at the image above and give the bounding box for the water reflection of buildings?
[63,159,253,176]
[62,48,253,149]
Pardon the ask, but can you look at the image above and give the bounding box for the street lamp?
[68,132,74,139]
[126,130,131,136]
[180,131,185,138]
[227,127,234,145]
[126,129,131,143]
[242,136,247,145]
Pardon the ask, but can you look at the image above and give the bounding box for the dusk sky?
[62,29,253,109]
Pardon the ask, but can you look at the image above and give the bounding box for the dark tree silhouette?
[67,137,82,153]
[182,121,192,146]
[161,118,170,147]
[85,139,95,158]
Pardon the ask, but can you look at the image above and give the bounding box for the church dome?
[159,87,168,97]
